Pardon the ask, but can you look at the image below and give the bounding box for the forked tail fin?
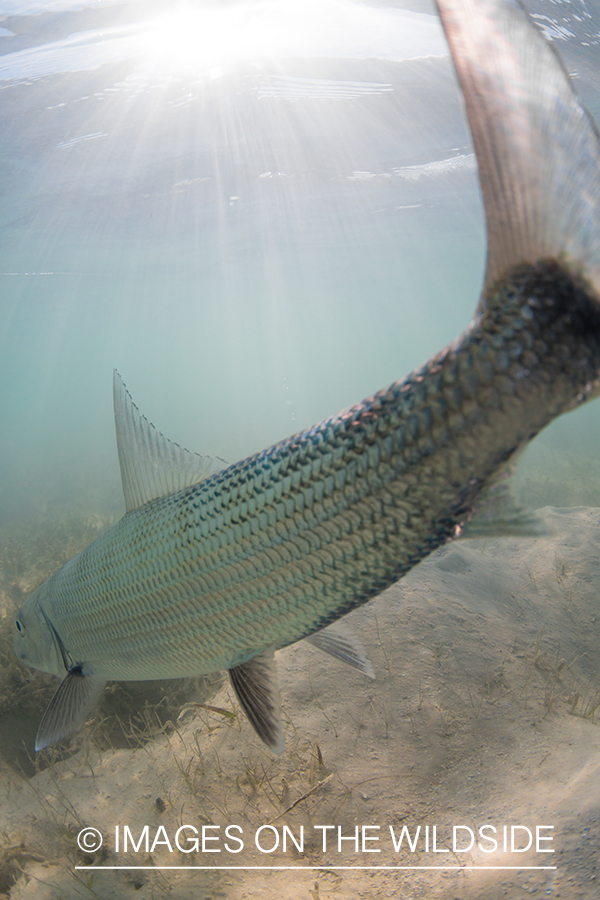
[436,0,600,297]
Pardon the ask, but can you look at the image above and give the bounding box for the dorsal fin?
[437,0,600,295]
[113,370,227,512]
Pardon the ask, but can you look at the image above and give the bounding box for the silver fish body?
[23,268,600,680]
[13,0,600,753]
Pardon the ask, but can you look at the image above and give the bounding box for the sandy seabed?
[1,506,600,899]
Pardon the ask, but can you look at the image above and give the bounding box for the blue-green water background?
[1,0,600,528]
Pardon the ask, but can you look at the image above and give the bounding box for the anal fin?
[35,668,107,751]
[460,479,549,539]
[306,622,375,679]
[228,650,284,754]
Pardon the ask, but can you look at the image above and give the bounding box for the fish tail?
[436,0,600,300]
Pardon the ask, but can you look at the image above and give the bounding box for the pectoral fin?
[35,668,107,751]
[228,649,284,754]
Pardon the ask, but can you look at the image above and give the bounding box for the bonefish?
[13,0,600,753]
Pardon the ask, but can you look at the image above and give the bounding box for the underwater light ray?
[137,0,447,78]
[0,0,447,82]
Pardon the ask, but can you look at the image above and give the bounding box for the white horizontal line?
[75,865,558,871]
[0,272,73,275]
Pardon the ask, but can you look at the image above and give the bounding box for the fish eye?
[15,618,25,636]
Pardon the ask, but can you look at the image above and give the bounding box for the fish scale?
[13,0,600,753]
[38,263,600,682]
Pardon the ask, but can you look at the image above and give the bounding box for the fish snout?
[11,604,61,674]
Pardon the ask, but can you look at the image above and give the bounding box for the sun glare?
[135,0,440,78]
[141,6,244,76]
[139,1,318,77]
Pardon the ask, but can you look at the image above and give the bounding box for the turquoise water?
[2,1,598,533]
[1,0,484,527]
[1,2,600,895]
